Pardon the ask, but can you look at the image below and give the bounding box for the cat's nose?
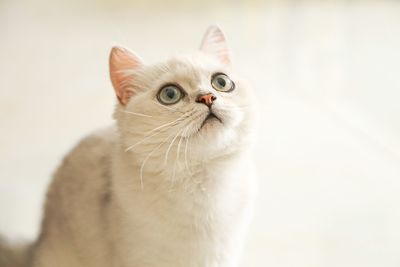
[196,93,217,107]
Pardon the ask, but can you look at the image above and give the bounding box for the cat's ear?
[200,25,231,65]
[109,46,144,105]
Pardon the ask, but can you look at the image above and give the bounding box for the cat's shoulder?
[61,125,117,166]
[78,125,118,149]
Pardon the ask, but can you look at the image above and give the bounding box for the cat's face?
[111,26,255,171]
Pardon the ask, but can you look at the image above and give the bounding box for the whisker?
[175,126,188,167]
[184,126,192,176]
[121,110,154,118]
[171,124,192,182]
[138,130,178,190]
[135,109,202,189]
[162,109,203,165]
[171,156,179,182]
[125,112,190,152]
[126,131,165,152]
[164,127,185,165]
[155,102,184,113]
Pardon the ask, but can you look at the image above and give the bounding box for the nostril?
[196,93,217,107]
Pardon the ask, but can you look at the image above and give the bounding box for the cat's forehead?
[169,54,220,71]
[146,54,226,88]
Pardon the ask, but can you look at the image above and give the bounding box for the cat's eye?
[211,73,235,92]
[157,85,183,105]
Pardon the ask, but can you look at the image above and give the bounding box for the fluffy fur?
[0,237,31,267]
[2,26,257,267]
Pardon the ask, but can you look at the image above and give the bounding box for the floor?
[0,0,400,266]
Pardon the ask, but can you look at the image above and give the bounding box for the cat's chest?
[114,185,246,267]
[112,160,255,267]
[128,169,251,233]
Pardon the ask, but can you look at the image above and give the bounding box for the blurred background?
[1,0,400,266]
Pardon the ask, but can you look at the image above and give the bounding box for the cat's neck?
[111,139,248,194]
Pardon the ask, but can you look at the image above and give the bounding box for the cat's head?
[110,26,256,171]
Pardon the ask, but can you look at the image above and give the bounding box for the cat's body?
[31,126,256,267]
[1,26,257,267]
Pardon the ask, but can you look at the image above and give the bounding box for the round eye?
[211,73,235,92]
[157,85,183,105]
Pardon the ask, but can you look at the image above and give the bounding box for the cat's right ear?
[200,25,231,65]
[109,46,143,106]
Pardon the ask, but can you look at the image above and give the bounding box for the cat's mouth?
[200,112,222,129]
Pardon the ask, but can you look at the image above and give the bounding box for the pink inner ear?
[109,46,143,105]
[200,26,231,65]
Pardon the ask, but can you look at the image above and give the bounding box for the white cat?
[1,26,258,267]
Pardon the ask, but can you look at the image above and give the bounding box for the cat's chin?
[199,113,223,131]
[194,119,239,152]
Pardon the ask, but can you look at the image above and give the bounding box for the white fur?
[30,31,257,267]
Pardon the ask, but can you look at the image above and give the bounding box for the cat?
[0,25,258,267]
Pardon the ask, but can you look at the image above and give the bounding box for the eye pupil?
[166,89,175,99]
[217,78,226,87]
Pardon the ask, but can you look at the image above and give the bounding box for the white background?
[1,0,399,266]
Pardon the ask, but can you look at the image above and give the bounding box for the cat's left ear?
[109,46,144,105]
[200,25,231,65]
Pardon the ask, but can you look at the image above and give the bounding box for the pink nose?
[196,93,217,107]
